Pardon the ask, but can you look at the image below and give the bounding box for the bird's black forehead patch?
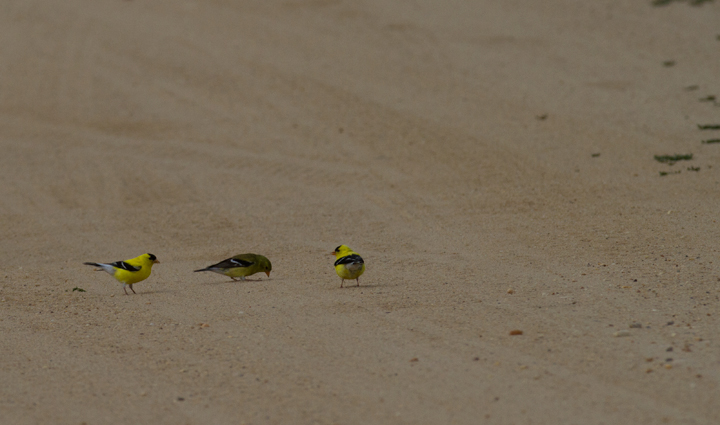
[334,245,342,252]
[148,253,157,261]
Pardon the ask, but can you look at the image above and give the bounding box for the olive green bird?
[194,254,272,281]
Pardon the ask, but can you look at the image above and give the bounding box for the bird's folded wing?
[334,254,364,266]
[210,258,255,269]
[229,258,255,268]
[108,261,142,272]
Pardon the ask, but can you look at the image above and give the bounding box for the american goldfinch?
[83,253,159,295]
[194,254,272,281]
[331,245,365,287]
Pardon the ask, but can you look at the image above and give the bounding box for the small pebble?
[509,330,523,336]
[613,330,631,337]
[507,289,515,294]
[629,323,642,329]
[409,358,419,362]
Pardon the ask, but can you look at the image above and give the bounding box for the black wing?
[108,261,141,272]
[209,257,255,269]
[334,254,364,267]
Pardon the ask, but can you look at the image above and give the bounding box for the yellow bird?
[83,253,159,295]
[194,254,272,281]
[331,245,365,288]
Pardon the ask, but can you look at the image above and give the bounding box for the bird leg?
[340,279,344,288]
[130,285,136,294]
[123,285,129,295]
[356,278,360,287]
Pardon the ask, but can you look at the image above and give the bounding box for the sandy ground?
[1,1,719,423]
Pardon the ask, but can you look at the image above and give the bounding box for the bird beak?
[329,252,336,256]
[154,260,160,264]
[265,271,271,277]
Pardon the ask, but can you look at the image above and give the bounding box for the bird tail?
[194,268,209,272]
[84,262,115,274]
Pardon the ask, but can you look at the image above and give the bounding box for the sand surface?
[1,1,719,423]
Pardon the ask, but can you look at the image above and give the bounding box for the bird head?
[146,253,160,264]
[264,259,272,277]
[260,256,272,277]
[331,245,352,256]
